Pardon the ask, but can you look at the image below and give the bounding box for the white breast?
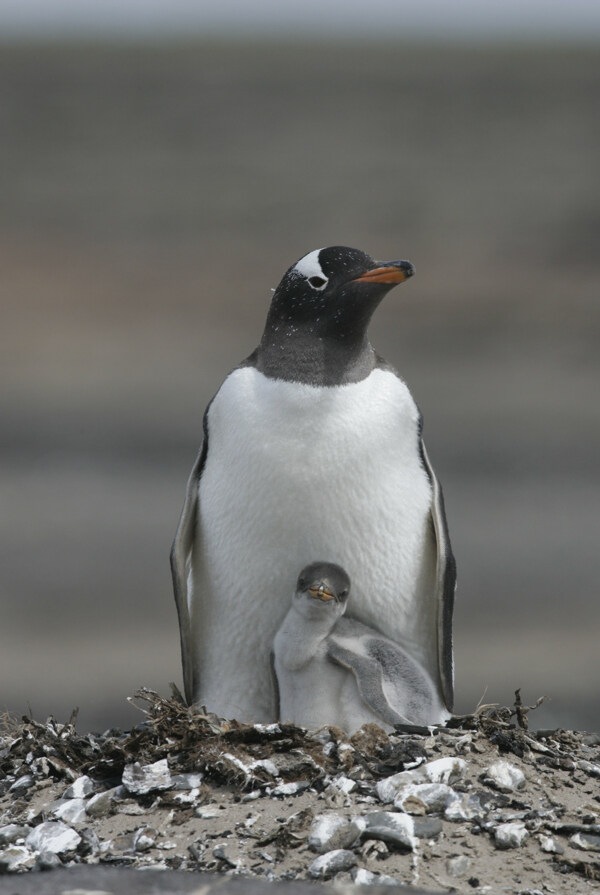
[190,365,437,721]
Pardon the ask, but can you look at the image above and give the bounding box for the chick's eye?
[298,578,306,590]
[308,276,327,289]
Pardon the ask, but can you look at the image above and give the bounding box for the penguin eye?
[298,578,306,590]
[307,276,327,290]
[340,589,349,598]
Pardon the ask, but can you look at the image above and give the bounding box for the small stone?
[376,756,466,802]
[248,759,279,777]
[64,774,95,799]
[413,817,443,839]
[446,855,471,877]
[86,787,119,818]
[171,772,204,790]
[0,845,36,872]
[330,775,357,794]
[122,758,172,794]
[353,867,400,886]
[578,759,600,778]
[360,839,389,859]
[394,783,458,815]
[52,798,88,824]
[444,792,487,822]
[494,822,529,849]
[570,832,600,852]
[118,799,149,815]
[308,814,361,853]
[423,757,467,785]
[133,827,157,852]
[482,760,526,793]
[539,835,564,855]
[270,781,310,797]
[212,844,238,868]
[253,723,282,735]
[0,824,30,847]
[308,848,357,879]
[25,821,81,855]
[29,756,51,777]
[8,774,34,795]
[35,849,62,870]
[362,812,416,850]
[78,827,101,857]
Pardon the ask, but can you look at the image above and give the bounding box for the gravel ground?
[1,690,600,894]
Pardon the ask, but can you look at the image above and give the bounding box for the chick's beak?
[308,584,336,602]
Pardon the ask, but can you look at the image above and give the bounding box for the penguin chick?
[272,562,447,733]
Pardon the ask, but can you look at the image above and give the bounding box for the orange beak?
[352,262,415,285]
[308,585,335,601]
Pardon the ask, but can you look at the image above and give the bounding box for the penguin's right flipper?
[170,408,211,705]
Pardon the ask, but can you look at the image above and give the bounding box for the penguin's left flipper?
[170,410,210,705]
[326,623,437,728]
[420,438,457,713]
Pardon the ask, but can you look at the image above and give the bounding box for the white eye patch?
[292,248,329,290]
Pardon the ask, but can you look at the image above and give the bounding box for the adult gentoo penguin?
[273,562,445,732]
[171,246,455,724]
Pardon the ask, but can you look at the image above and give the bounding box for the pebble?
[35,849,62,870]
[308,848,357,879]
[86,787,120,818]
[446,854,471,877]
[0,824,30,846]
[578,759,600,778]
[482,760,526,793]
[444,792,488,822]
[52,797,88,824]
[0,845,37,872]
[570,831,600,852]
[270,781,310,797]
[64,774,95,799]
[413,817,443,839]
[353,867,400,886]
[394,782,458,814]
[171,772,204,790]
[362,811,417,850]
[122,758,172,794]
[330,775,357,794]
[308,814,362,853]
[25,821,81,854]
[539,834,564,854]
[8,774,34,796]
[133,827,157,852]
[376,756,466,802]
[494,822,529,849]
[248,758,279,777]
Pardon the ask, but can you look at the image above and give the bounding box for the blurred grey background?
[1,2,599,733]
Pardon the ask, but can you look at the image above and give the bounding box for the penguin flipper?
[170,410,210,706]
[420,439,457,712]
[270,649,281,721]
[326,631,415,728]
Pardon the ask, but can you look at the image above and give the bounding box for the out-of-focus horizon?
[1,13,599,734]
[2,0,600,42]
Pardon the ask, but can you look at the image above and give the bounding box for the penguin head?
[266,246,414,338]
[294,562,351,620]
[256,247,414,385]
